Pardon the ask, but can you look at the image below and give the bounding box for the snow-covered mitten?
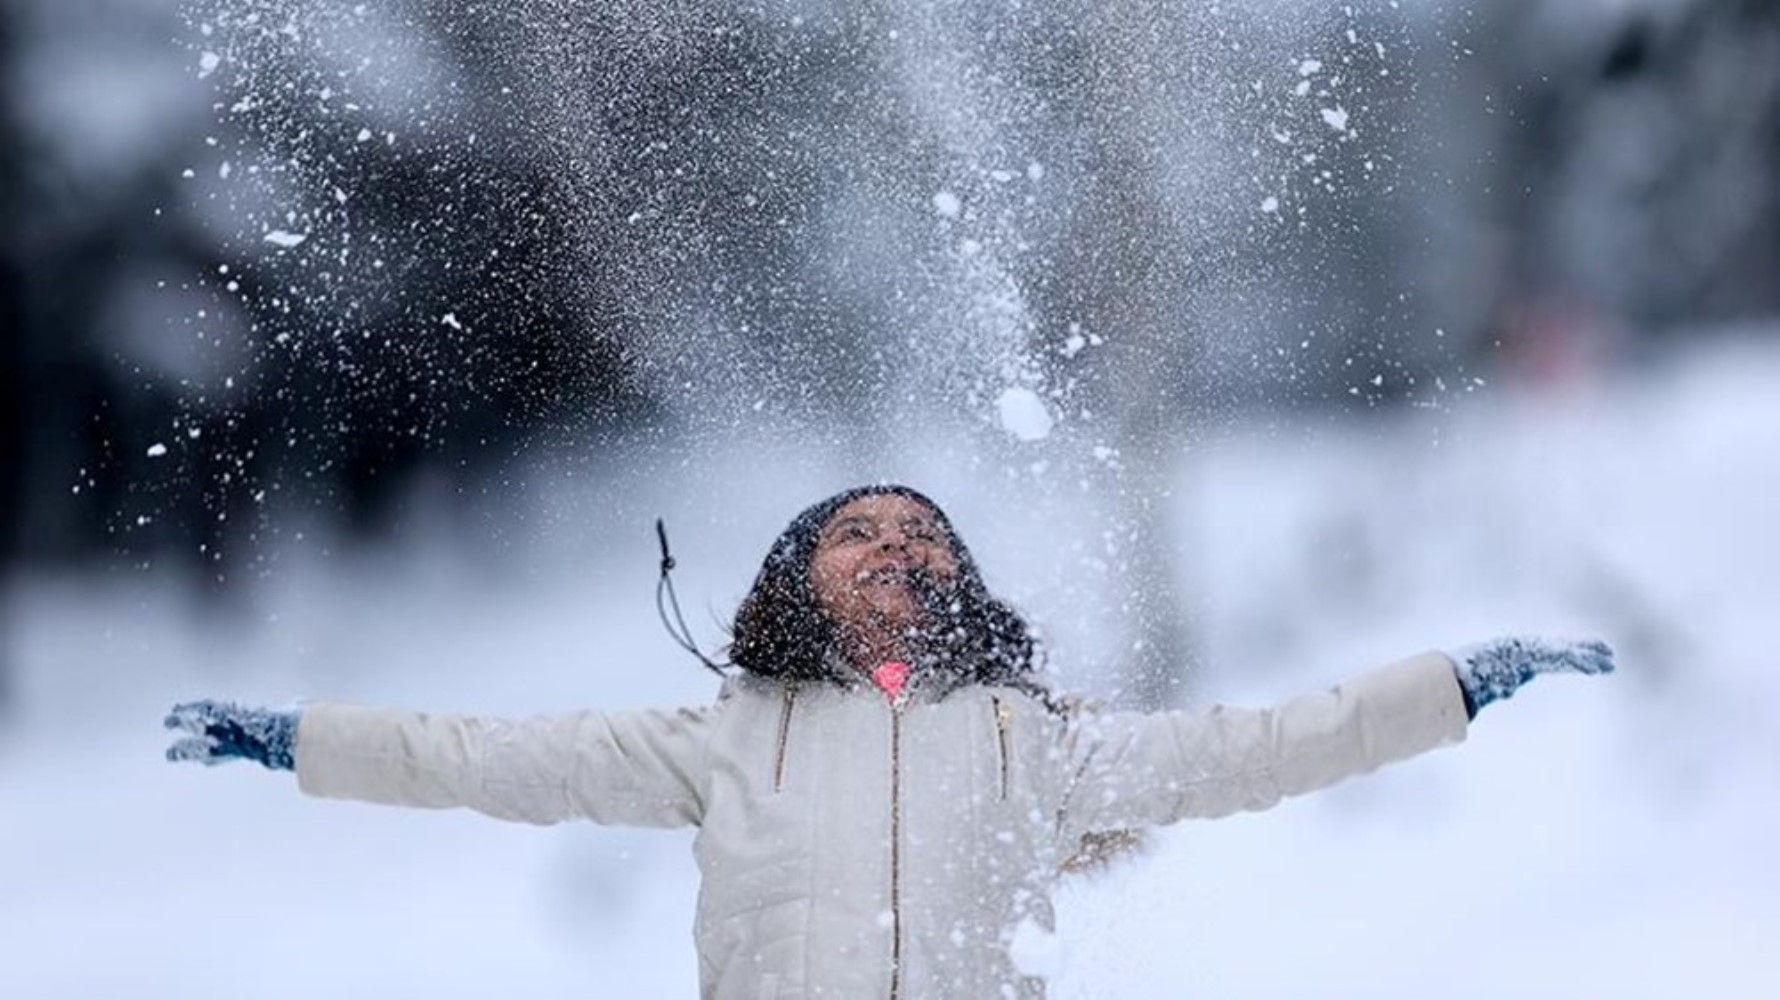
[164,700,298,771]
[1446,637,1614,719]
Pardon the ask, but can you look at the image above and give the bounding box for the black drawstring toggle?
[656,519,676,574]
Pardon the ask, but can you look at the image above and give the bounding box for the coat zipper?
[991,696,1012,802]
[888,696,905,1000]
[772,686,797,792]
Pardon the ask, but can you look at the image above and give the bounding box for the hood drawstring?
[655,518,728,677]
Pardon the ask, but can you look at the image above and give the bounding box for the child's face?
[808,494,960,637]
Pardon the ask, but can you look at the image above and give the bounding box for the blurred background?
[3,0,1776,997]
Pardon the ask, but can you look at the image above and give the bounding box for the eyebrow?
[820,514,943,538]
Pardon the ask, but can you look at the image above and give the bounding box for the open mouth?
[858,566,914,587]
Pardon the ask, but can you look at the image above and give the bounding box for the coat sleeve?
[1055,652,1468,838]
[293,702,715,828]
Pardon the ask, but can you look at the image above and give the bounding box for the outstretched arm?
[1056,637,1613,838]
[165,699,715,828]
[1057,652,1467,836]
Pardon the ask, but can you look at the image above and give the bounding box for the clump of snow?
[1320,107,1350,133]
[995,387,1053,442]
[1261,196,1280,213]
[263,230,308,249]
[1008,916,1063,979]
[146,443,168,458]
[932,191,963,218]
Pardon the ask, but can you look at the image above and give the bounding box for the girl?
[165,484,1612,999]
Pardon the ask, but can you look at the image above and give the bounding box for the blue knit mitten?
[165,700,299,771]
[1447,637,1614,719]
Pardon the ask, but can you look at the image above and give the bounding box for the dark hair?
[729,485,1048,700]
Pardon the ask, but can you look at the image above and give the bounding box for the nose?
[876,523,922,554]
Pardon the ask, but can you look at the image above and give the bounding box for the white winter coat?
[296,652,1468,999]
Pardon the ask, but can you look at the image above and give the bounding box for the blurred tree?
[494,2,874,420]
[1,1,20,711]
[1018,4,1208,708]
[1006,3,1427,705]
[4,0,662,588]
[1469,0,1780,362]
[185,0,652,546]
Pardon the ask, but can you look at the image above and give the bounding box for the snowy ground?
[3,337,1777,998]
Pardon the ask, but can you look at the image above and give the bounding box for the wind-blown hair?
[729,485,1048,700]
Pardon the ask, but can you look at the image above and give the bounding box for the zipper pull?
[992,695,1013,801]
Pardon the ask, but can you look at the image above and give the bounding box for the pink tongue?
[871,661,911,701]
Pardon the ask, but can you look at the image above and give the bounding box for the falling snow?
[10,0,1778,995]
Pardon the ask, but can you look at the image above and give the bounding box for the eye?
[904,521,941,542]
[833,520,873,542]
